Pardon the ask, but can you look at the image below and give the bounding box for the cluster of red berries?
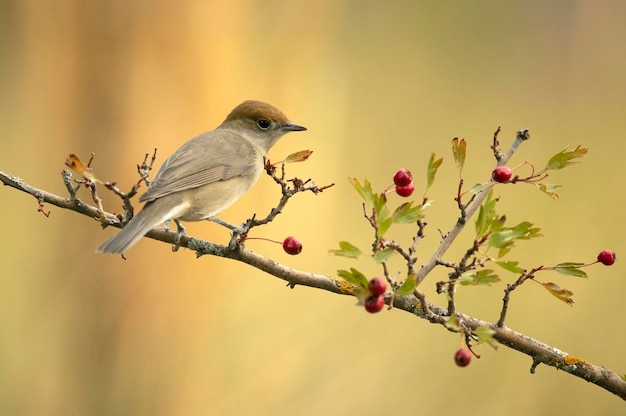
[454,348,472,367]
[364,277,387,313]
[283,236,302,255]
[393,168,415,197]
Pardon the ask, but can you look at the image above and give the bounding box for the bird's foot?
[172,220,186,252]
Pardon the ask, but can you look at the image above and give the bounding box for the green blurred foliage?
[1,1,625,415]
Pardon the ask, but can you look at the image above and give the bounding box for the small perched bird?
[96,100,306,254]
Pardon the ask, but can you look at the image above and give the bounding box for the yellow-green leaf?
[545,145,588,170]
[475,189,497,237]
[554,263,587,278]
[426,153,443,189]
[458,269,500,286]
[378,217,394,238]
[373,248,396,263]
[444,314,461,331]
[395,274,417,296]
[452,138,467,173]
[475,326,498,349]
[329,241,363,259]
[495,260,524,274]
[337,268,369,288]
[469,182,491,195]
[392,201,427,223]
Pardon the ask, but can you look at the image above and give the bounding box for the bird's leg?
[172,219,186,252]
[206,216,256,250]
[207,216,246,234]
[163,219,171,231]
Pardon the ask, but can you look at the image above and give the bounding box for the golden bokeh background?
[1,1,625,415]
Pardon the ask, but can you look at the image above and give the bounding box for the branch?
[416,129,530,285]
[2,152,625,400]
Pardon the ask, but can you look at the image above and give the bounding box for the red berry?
[454,348,472,367]
[393,168,413,187]
[368,277,387,296]
[597,249,616,266]
[395,181,415,197]
[492,166,512,183]
[283,236,302,255]
[364,295,385,313]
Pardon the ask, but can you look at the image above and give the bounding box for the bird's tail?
[96,200,185,254]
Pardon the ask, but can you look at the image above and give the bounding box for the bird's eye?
[256,119,271,130]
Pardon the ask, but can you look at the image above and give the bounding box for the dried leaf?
[535,183,562,199]
[284,150,313,163]
[65,154,97,182]
[539,281,574,306]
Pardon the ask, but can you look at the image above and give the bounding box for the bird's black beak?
[282,123,307,132]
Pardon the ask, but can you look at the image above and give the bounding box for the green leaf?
[497,245,513,259]
[349,177,366,200]
[535,183,562,199]
[352,286,370,305]
[329,241,363,259]
[468,182,491,195]
[426,153,443,189]
[373,247,396,263]
[337,268,369,288]
[495,260,524,274]
[489,229,515,249]
[452,138,467,173]
[372,192,388,218]
[395,274,417,296]
[378,217,394,238]
[392,201,426,223]
[511,221,542,240]
[554,262,588,278]
[475,326,499,349]
[475,190,497,237]
[545,145,588,171]
[488,221,541,251]
[458,269,501,286]
[349,177,379,208]
[539,281,574,306]
[444,314,461,331]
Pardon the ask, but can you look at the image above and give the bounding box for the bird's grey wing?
[139,131,259,202]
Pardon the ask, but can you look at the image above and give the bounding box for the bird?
[96,100,306,254]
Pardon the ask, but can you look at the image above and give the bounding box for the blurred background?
[1,1,625,415]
